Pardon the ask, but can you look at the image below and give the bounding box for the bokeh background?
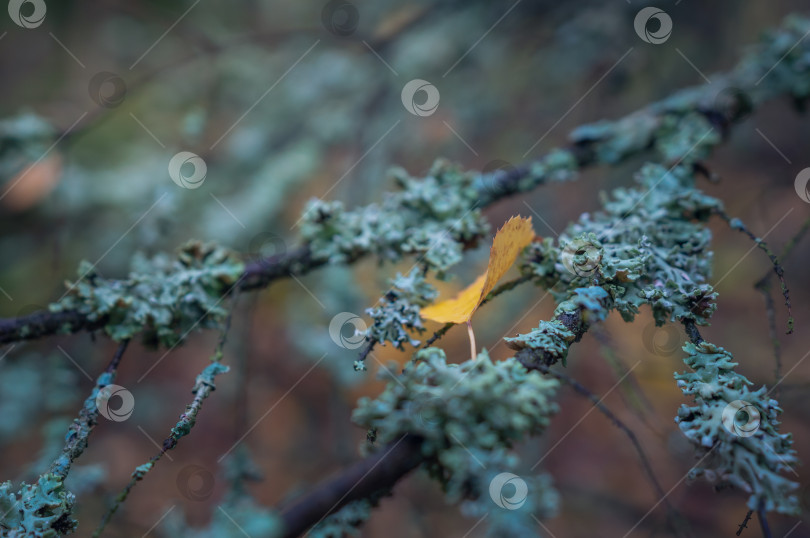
[1,0,809,536]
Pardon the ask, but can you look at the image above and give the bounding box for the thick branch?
[0,23,799,347]
[278,434,423,538]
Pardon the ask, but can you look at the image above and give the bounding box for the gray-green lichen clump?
[364,268,437,352]
[0,474,77,537]
[675,341,798,514]
[169,362,230,443]
[509,161,720,370]
[521,162,720,332]
[300,159,491,274]
[50,242,244,347]
[570,15,810,166]
[352,348,560,532]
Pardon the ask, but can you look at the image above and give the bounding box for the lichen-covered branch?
[675,341,798,514]
[50,341,131,479]
[2,15,809,347]
[93,360,230,536]
[0,341,130,537]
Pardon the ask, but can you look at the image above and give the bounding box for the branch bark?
[277,434,424,538]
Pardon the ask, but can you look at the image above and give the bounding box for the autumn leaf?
[421,216,535,324]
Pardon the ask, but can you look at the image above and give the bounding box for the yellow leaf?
[421,216,535,324]
[419,273,487,324]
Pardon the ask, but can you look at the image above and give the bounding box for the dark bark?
[278,434,424,538]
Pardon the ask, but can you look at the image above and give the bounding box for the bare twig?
[715,210,793,334]
[522,362,690,537]
[757,499,772,538]
[737,509,754,535]
[754,216,810,392]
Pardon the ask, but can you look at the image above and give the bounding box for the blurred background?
[1,0,809,536]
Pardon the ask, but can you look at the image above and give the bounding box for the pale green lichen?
[505,320,576,366]
[570,15,810,165]
[49,369,117,479]
[50,242,244,347]
[553,286,612,325]
[352,348,559,528]
[475,148,579,204]
[300,159,490,274]
[170,362,230,441]
[365,268,437,351]
[520,163,720,328]
[3,15,808,538]
[0,474,77,537]
[675,341,798,514]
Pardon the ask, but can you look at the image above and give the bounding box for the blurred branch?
[68,2,437,146]
[49,340,130,479]
[277,434,423,538]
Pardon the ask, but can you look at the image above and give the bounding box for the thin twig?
[527,363,690,537]
[49,340,130,479]
[757,499,772,538]
[737,509,754,535]
[93,307,236,537]
[716,210,793,334]
[754,216,810,392]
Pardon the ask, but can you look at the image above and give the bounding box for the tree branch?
[277,434,424,538]
[1,24,799,347]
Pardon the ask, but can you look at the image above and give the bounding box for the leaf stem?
[467,320,477,360]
